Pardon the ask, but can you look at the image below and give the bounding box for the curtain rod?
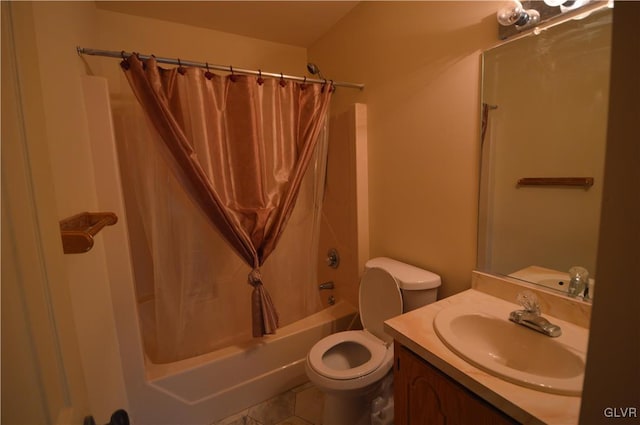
[76,47,365,90]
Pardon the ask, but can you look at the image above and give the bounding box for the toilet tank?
[365,257,441,312]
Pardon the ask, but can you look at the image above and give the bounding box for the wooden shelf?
[59,212,117,254]
[516,177,594,189]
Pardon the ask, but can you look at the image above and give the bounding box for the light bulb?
[520,9,541,27]
[561,0,589,13]
[543,0,567,6]
[496,0,541,28]
[497,0,524,26]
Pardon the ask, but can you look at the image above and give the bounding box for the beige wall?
[90,7,306,94]
[310,1,502,298]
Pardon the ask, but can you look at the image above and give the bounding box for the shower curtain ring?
[119,50,130,70]
[257,69,264,85]
[279,73,286,87]
[205,62,214,80]
[177,58,186,75]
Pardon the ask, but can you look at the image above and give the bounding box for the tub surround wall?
[317,104,369,310]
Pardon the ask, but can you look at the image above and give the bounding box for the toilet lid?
[308,330,389,380]
[359,267,403,345]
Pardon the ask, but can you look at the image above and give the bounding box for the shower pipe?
[76,47,365,90]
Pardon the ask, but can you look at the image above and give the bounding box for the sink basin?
[434,303,586,395]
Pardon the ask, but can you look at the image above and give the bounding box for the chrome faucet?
[509,291,562,337]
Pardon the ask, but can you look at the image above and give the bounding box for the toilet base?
[323,391,375,425]
[320,372,394,425]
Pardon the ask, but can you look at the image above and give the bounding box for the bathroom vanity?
[384,271,591,425]
[394,342,517,424]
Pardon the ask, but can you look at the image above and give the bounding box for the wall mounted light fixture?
[496,0,611,40]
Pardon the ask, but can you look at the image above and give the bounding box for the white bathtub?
[140,301,356,422]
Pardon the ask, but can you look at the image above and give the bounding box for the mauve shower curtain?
[118,55,331,351]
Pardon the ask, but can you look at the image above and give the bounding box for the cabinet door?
[394,343,518,425]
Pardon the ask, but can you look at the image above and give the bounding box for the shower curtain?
[114,55,332,361]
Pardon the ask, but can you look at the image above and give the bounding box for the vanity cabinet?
[393,342,518,425]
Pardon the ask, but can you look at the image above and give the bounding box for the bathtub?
[141,301,356,423]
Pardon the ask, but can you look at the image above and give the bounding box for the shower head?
[306,62,325,80]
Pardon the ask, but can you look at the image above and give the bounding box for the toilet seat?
[358,267,403,345]
[308,267,403,382]
[308,330,388,380]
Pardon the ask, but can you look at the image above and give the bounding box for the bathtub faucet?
[319,281,335,290]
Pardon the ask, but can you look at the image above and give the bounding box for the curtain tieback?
[248,267,279,336]
[248,268,263,287]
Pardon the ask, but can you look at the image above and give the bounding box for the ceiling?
[96,1,360,48]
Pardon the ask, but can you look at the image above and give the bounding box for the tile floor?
[212,382,325,425]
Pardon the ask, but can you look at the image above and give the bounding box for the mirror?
[478,7,612,298]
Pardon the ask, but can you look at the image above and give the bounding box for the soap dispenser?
[568,266,589,298]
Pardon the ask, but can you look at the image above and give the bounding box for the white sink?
[434,303,586,395]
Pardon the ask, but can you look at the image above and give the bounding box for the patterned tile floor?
[212,382,324,425]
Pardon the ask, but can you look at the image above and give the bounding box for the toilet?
[305,257,441,425]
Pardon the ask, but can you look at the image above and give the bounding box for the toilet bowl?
[307,330,393,391]
[306,257,441,425]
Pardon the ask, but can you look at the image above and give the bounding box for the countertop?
[384,271,591,425]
